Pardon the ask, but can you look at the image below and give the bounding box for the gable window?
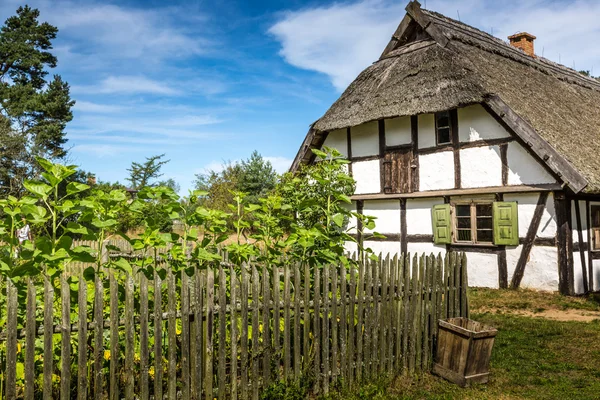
[591,205,600,251]
[432,201,518,246]
[435,111,452,145]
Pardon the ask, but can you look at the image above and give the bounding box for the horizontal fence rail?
[0,241,468,399]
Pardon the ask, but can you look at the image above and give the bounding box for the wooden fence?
[0,245,469,399]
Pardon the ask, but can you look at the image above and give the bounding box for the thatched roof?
[294,1,600,193]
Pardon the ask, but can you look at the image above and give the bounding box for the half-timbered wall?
[344,191,565,291]
[321,103,559,196]
[319,103,590,292]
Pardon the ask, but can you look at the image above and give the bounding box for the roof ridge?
[422,8,600,91]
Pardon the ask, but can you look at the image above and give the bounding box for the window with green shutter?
[431,200,519,246]
[432,204,452,244]
[493,202,519,246]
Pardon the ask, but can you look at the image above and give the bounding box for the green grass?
[324,289,600,400]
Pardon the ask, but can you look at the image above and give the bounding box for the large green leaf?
[23,180,52,199]
[66,182,90,196]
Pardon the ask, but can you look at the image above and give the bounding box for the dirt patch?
[477,307,600,322]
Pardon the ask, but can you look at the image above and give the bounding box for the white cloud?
[73,76,181,96]
[198,156,292,176]
[264,156,292,173]
[71,144,150,157]
[74,101,124,113]
[270,0,600,91]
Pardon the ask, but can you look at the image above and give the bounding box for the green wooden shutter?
[493,202,519,246]
[432,204,452,244]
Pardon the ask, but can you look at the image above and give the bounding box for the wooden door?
[382,147,413,194]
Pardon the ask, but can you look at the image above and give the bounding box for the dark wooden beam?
[587,200,594,291]
[411,115,419,193]
[379,13,414,59]
[574,200,589,293]
[498,250,508,289]
[357,200,364,251]
[555,192,574,295]
[351,183,562,201]
[500,143,509,186]
[484,95,588,193]
[350,155,380,162]
[405,1,449,48]
[419,137,514,155]
[450,109,460,189]
[347,127,353,176]
[510,192,549,289]
[400,199,407,254]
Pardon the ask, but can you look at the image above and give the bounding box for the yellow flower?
[104,350,111,360]
[149,366,155,377]
[17,342,21,354]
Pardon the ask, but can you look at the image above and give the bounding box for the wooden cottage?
[291,1,600,295]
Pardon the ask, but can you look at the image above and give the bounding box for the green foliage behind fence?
[0,244,468,399]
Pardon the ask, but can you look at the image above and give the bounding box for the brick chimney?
[508,32,536,57]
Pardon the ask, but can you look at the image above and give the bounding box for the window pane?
[456,205,470,217]
[457,217,471,229]
[457,229,472,241]
[476,217,493,230]
[476,204,492,217]
[436,111,450,128]
[594,228,600,250]
[437,128,451,144]
[592,207,600,228]
[477,230,493,243]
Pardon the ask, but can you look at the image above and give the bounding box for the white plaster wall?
[507,142,556,185]
[344,201,358,234]
[344,241,358,256]
[572,200,590,294]
[352,160,380,194]
[465,253,499,289]
[571,200,588,243]
[418,114,436,149]
[406,242,446,258]
[460,146,502,188]
[519,246,559,291]
[504,193,557,238]
[351,121,379,157]
[593,260,600,292]
[457,104,511,142]
[406,198,445,235]
[322,128,348,158]
[363,200,401,234]
[385,116,412,146]
[506,245,559,291]
[573,252,586,294]
[363,241,402,258]
[419,151,454,191]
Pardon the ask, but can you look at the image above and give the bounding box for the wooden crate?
[433,317,497,387]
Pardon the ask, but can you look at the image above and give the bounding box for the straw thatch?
[298,3,600,193]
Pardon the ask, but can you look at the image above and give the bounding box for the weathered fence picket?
[0,248,468,398]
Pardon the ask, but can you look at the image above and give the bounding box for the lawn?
[325,288,600,400]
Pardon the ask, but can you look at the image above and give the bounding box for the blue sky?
[1,0,599,194]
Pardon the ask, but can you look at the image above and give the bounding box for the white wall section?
[418,114,436,149]
[460,146,502,188]
[352,160,380,194]
[385,116,412,146]
[363,241,401,258]
[507,142,556,185]
[363,200,401,234]
[504,193,557,238]
[322,128,348,157]
[419,151,454,191]
[457,104,510,142]
[350,121,379,157]
[465,253,499,289]
[406,198,445,235]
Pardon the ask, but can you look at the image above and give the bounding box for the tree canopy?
[126,154,170,190]
[0,6,74,197]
